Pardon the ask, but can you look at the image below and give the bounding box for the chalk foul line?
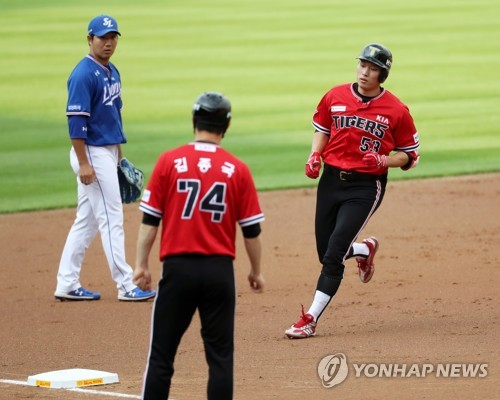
[0,379,141,399]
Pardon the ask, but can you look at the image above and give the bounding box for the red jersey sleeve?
[393,105,420,170]
[139,153,169,218]
[236,163,265,227]
[312,90,334,135]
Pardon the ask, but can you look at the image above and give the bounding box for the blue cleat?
[55,287,101,301]
[118,287,156,302]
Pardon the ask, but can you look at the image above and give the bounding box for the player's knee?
[321,263,344,279]
[317,265,343,296]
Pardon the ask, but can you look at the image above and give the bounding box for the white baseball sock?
[352,242,369,257]
[307,290,331,322]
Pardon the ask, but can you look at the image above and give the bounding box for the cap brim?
[91,29,121,37]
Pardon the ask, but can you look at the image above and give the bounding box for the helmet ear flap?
[378,68,388,83]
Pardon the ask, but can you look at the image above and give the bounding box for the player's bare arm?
[311,130,329,153]
[117,144,123,161]
[71,138,96,185]
[387,151,413,168]
[134,223,158,291]
[244,236,265,293]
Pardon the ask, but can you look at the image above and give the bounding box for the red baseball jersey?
[139,142,264,260]
[312,83,420,174]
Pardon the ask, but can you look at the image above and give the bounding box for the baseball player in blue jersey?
[54,15,155,302]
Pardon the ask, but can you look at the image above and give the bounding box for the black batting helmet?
[192,92,232,134]
[357,43,392,83]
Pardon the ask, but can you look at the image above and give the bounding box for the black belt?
[324,164,387,182]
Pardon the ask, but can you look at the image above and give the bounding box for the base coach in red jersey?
[134,92,265,399]
[285,43,420,339]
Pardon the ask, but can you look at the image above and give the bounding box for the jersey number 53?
[359,136,381,153]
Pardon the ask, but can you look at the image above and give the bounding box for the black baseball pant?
[314,164,387,319]
[142,255,235,400]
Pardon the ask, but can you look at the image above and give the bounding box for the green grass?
[0,0,499,212]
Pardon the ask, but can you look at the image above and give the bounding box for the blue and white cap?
[88,15,121,37]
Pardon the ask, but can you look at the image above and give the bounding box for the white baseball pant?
[55,145,136,295]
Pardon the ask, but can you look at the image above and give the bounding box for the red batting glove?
[362,152,387,169]
[305,151,322,179]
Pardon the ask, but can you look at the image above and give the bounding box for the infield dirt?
[0,173,498,399]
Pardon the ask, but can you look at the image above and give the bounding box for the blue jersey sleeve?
[66,64,93,117]
[68,115,88,139]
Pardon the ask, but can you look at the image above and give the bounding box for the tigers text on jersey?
[140,142,265,260]
[66,55,126,146]
[312,83,420,174]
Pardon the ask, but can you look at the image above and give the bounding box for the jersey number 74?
[177,179,227,222]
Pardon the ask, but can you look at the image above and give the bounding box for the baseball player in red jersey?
[285,44,420,339]
[133,92,265,399]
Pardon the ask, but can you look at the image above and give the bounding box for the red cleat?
[285,305,317,339]
[356,236,379,283]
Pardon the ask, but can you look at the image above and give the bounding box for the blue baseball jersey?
[66,55,127,146]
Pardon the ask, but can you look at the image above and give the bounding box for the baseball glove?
[117,157,145,204]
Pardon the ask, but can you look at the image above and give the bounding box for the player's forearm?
[386,151,411,168]
[244,236,262,276]
[136,223,158,270]
[117,144,123,161]
[311,131,329,154]
[71,139,90,166]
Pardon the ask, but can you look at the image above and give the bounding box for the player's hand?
[362,152,387,169]
[133,266,152,291]
[78,163,97,185]
[305,151,322,179]
[248,272,265,293]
